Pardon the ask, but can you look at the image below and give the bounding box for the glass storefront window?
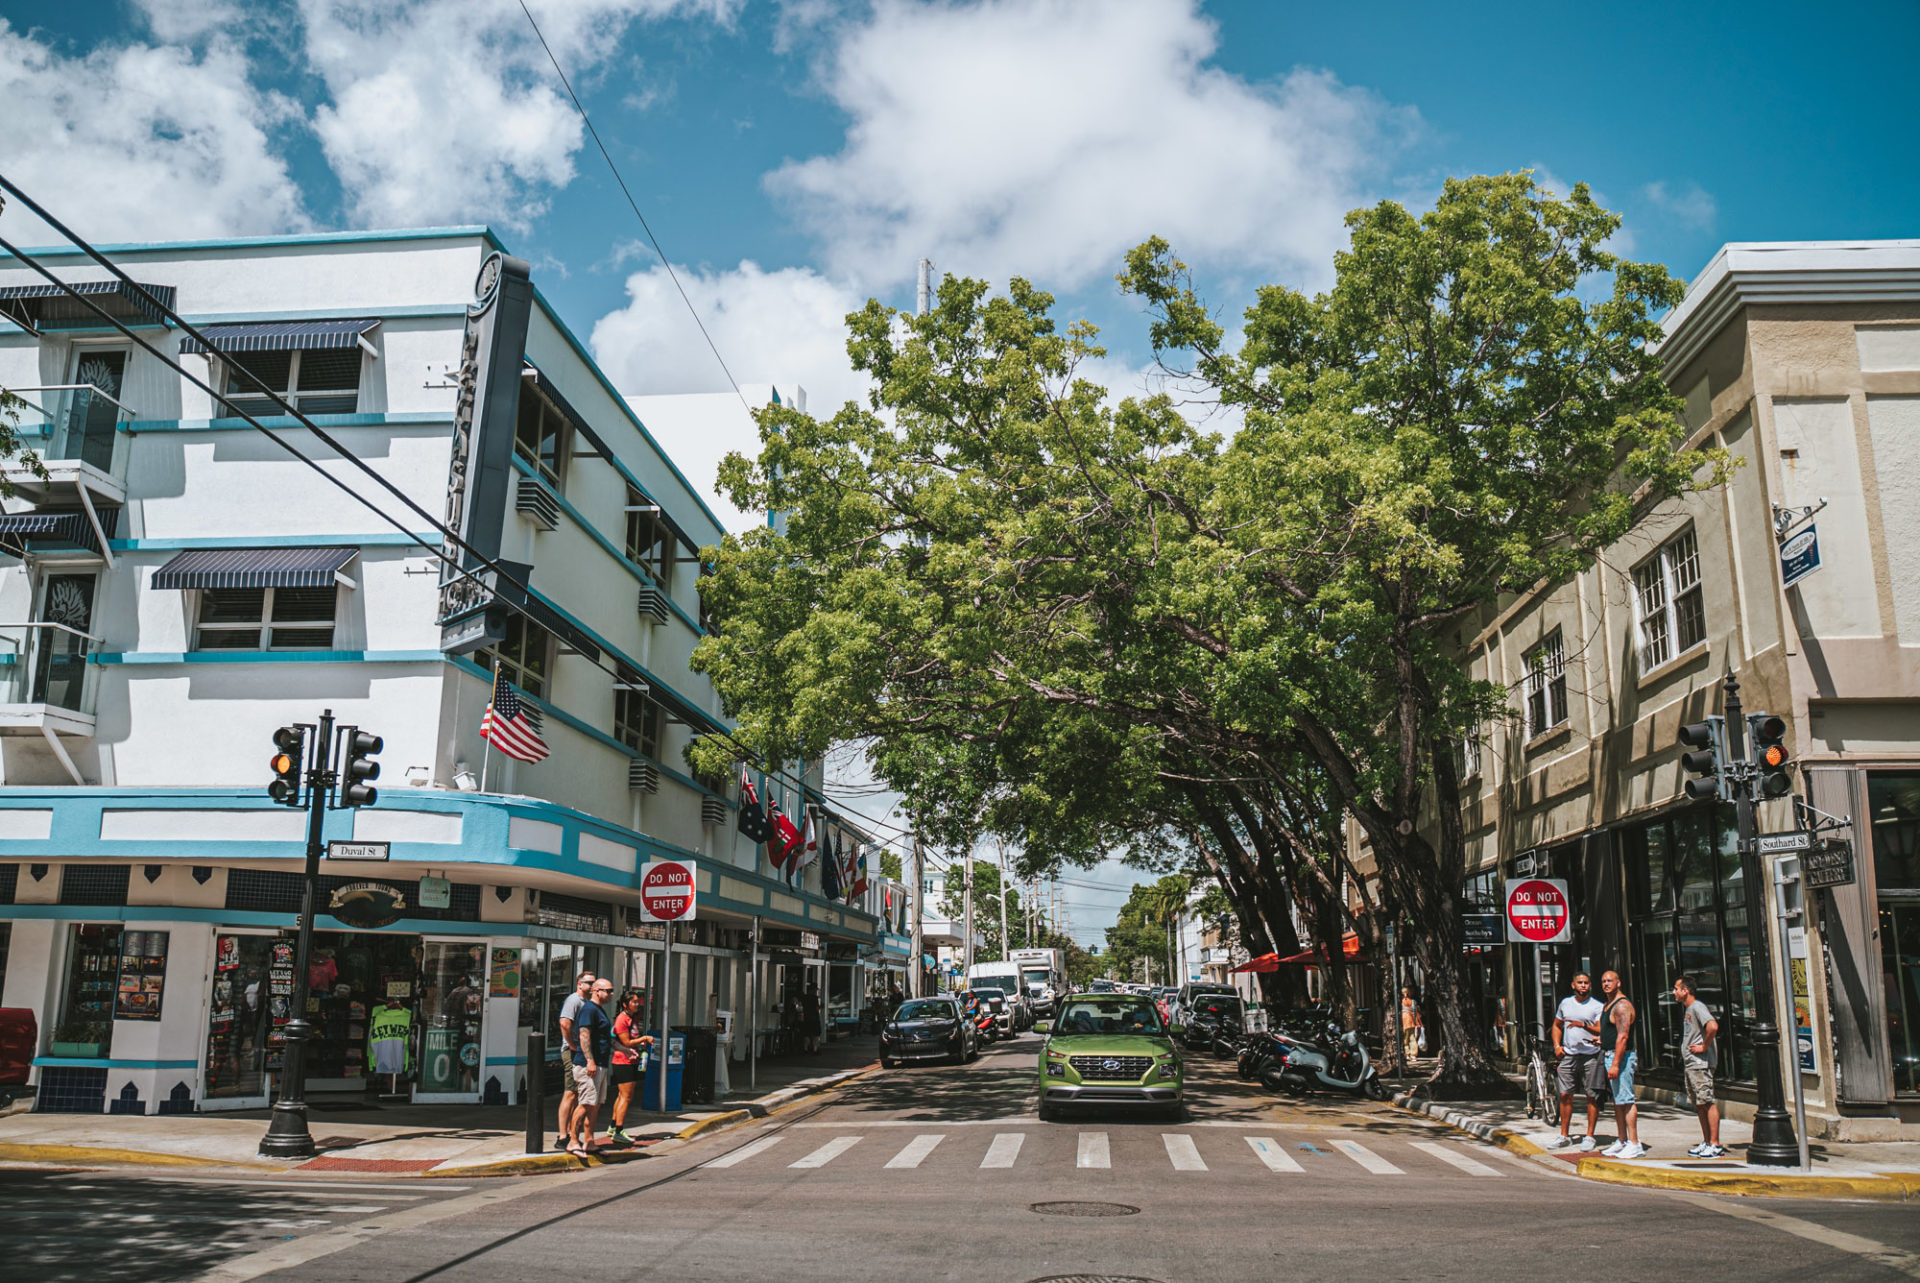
[418,942,486,1094]
[206,934,277,1100]
[52,924,121,1057]
[1869,774,1920,892]
[1869,772,1920,1096]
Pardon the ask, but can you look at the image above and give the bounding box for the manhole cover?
[1027,1276,1164,1283]
[1027,1201,1141,1218]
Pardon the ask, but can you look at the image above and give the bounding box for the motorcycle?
[1258,1022,1388,1100]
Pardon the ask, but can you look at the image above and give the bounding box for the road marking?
[234,1191,427,1202]
[1408,1142,1502,1176]
[885,1134,946,1169]
[1676,1193,1920,1280]
[791,1117,1040,1128]
[1162,1133,1207,1171]
[1333,1139,1404,1174]
[1076,1132,1110,1169]
[704,1135,785,1168]
[790,1136,863,1169]
[56,1175,464,1193]
[981,1134,1024,1169]
[1246,1137,1305,1172]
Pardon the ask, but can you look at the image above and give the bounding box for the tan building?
[1443,240,1920,1139]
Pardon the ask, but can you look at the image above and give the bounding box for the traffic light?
[340,729,383,808]
[1750,713,1793,799]
[269,727,304,806]
[1678,716,1727,801]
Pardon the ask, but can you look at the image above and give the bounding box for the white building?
[0,227,885,1115]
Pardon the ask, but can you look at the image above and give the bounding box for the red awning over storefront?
[1268,934,1367,968]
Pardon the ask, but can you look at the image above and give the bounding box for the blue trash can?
[641,1032,685,1112]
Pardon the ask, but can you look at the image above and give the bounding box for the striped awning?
[0,280,176,331]
[177,318,380,355]
[151,546,358,590]
[0,510,108,555]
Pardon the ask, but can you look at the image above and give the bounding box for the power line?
[516,1,750,415]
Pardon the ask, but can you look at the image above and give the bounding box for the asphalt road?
[9,1034,1920,1281]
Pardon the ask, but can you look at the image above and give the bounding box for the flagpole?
[479,658,498,793]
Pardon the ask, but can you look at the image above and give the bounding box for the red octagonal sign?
[1506,877,1571,944]
[640,859,697,922]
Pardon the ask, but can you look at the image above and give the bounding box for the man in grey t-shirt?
[1548,973,1607,1151]
[555,971,594,1151]
[1673,974,1723,1157]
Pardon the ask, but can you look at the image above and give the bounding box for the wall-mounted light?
[405,765,432,787]
[452,763,478,792]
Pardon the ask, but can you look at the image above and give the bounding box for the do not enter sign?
[640,859,698,922]
[1506,877,1571,944]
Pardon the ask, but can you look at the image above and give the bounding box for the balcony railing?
[0,621,101,719]
[1,384,135,480]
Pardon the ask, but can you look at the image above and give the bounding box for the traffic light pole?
[260,708,335,1159]
[1722,676,1801,1167]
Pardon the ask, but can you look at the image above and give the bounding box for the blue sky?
[3,0,1913,937]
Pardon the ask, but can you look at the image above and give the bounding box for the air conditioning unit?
[515,474,560,530]
[701,795,727,825]
[628,759,660,793]
[636,587,670,624]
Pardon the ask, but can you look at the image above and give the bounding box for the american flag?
[480,664,548,763]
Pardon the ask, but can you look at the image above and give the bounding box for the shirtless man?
[1599,971,1645,1159]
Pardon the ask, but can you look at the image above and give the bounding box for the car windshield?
[971,987,1004,1000]
[1191,997,1241,1018]
[894,1001,954,1023]
[1053,999,1164,1036]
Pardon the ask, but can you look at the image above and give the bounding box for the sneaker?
[1687,1143,1708,1157]
[608,1127,630,1146]
[1578,1135,1596,1152]
[1702,1144,1727,1158]
[1617,1142,1646,1159]
[1546,1135,1573,1150]
[1602,1139,1625,1157]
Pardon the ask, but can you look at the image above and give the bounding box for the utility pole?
[910,833,925,998]
[963,856,975,978]
[916,258,933,316]
[997,841,1010,961]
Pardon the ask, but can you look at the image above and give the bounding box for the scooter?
[1259,1022,1388,1099]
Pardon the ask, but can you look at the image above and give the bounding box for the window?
[1523,631,1568,738]
[1633,528,1706,671]
[624,487,673,582]
[220,349,362,417]
[514,384,572,488]
[480,614,552,699]
[194,586,336,650]
[1460,732,1483,780]
[614,685,664,759]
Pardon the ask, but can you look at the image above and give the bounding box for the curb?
[1573,1156,1920,1203]
[423,1151,586,1178]
[1391,1094,1545,1159]
[0,1142,267,1169]
[674,1109,754,1141]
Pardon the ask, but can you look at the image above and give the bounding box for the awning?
[178,318,381,355]
[151,546,358,590]
[0,509,112,556]
[0,280,176,332]
[1268,934,1368,968]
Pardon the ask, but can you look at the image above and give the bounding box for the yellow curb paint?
[0,1143,260,1169]
[676,1110,753,1141]
[1576,1156,1920,1202]
[423,1152,585,1178]
[1389,1099,1545,1159]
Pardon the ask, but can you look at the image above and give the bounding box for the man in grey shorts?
[1547,972,1607,1151]
[1673,974,1724,1158]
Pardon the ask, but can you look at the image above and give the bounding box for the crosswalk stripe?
[1076,1132,1110,1169]
[791,1136,863,1169]
[1163,1133,1207,1171]
[1245,1136,1305,1172]
[704,1135,784,1169]
[1409,1141,1503,1176]
[1334,1139,1404,1175]
[982,1133,1024,1169]
[886,1134,946,1169]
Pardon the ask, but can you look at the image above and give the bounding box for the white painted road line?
[704,1135,785,1169]
[885,1134,946,1169]
[982,1134,1025,1169]
[1245,1136,1305,1172]
[1076,1132,1110,1169]
[1163,1133,1207,1171]
[1409,1141,1503,1176]
[1334,1139,1404,1174]
[790,1136,863,1169]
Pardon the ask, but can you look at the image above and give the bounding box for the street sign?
[639,859,698,922]
[1506,877,1572,944]
[1758,831,1813,855]
[325,840,389,861]
[1462,913,1504,946]
[1802,838,1856,889]
[1780,524,1822,588]
[418,875,451,909]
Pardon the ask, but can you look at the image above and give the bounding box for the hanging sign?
[1462,913,1504,946]
[329,882,409,929]
[1506,877,1572,944]
[639,859,698,922]
[326,841,390,862]
[1802,838,1856,889]
[1780,525,1821,588]
[418,876,452,909]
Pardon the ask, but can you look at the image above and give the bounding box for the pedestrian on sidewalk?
[568,978,616,1157]
[1599,970,1644,1159]
[802,982,823,1054]
[608,989,655,1146]
[1548,972,1606,1151]
[1673,975,1724,1158]
[1399,987,1422,1063]
[555,971,593,1151]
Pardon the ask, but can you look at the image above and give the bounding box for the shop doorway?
[203,932,277,1111]
[414,940,487,1101]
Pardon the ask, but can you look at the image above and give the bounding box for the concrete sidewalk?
[0,1034,880,1179]
[1394,1089,1920,1201]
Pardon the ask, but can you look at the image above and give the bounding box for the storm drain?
[1027,1201,1141,1218]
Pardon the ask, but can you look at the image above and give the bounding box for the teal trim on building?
[31,1057,200,1070]
[112,532,437,552]
[98,650,444,665]
[0,225,503,261]
[130,412,452,433]
[179,305,468,324]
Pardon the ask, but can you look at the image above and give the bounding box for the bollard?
[524,1032,546,1154]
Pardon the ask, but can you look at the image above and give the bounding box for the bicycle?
[1523,1033,1552,1120]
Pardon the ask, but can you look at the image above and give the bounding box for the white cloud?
[1643,180,1717,231]
[767,0,1410,292]
[0,19,308,245]
[299,0,739,229]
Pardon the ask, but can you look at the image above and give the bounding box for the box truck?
[1008,947,1066,1017]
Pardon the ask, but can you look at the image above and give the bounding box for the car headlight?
[1046,1048,1066,1059]
[1047,1062,1066,1077]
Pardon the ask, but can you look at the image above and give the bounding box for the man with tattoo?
[1599,970,1644,1158]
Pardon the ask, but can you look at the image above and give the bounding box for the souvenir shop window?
[112,930,169,1023]
[205,934,276,1100]
[52,924,123,1057]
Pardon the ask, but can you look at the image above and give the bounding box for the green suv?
[1037,993,1184,1121]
